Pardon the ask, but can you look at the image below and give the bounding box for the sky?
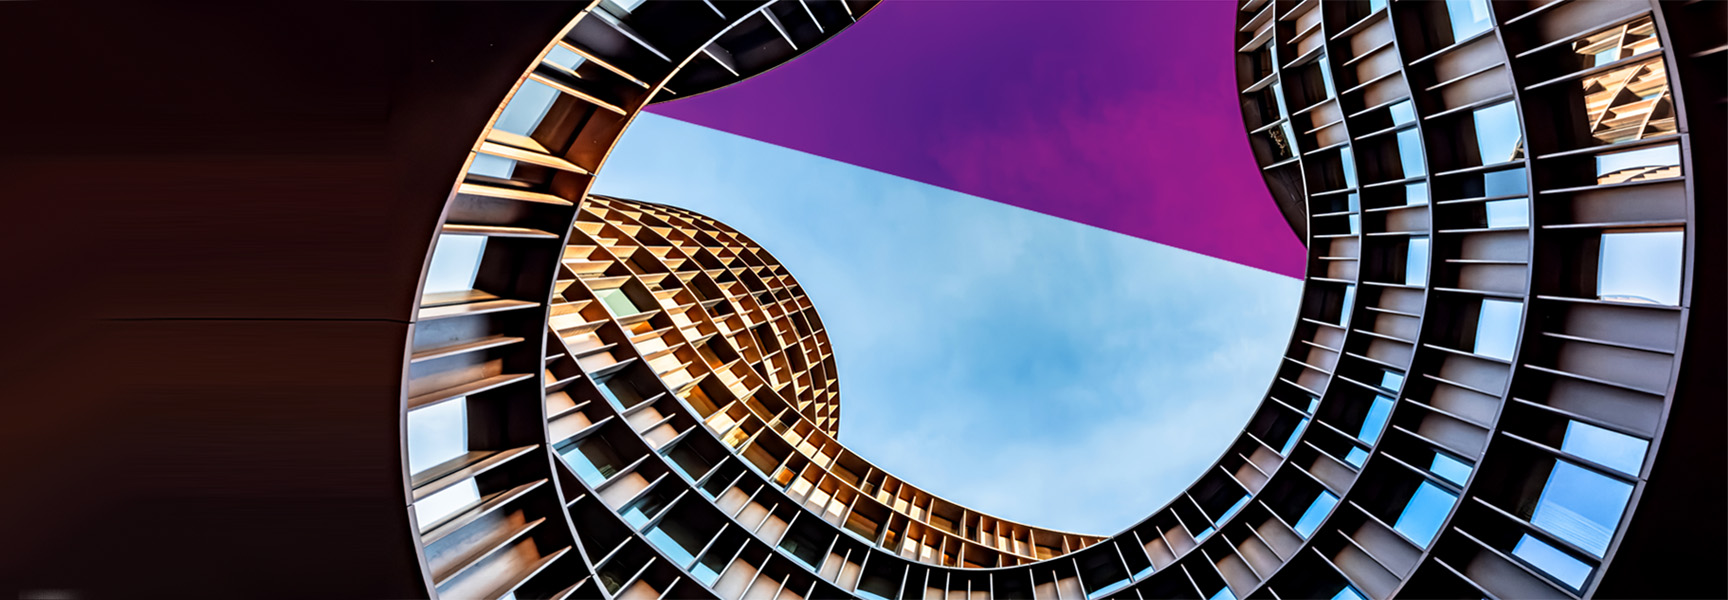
[591,113,1301,534]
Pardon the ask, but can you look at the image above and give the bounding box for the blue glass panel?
[1293,491,1340,539]
[544,46,587,72]
[1472,102,1523,165]
[1513,533,1593,590]
[1430,453,1473,486]
[1341,147,1359,188]
[1282,418,1310,455]
[1307,395,1322,414]
[1531,460,1633,556]
[644,523,699,565]
[1599,230,1684,306]
[1339,285,1356,327]
[1405,237,1430,286]
[1133,565,1154,580]
[468,153,517,179]
[495,80,560,137]
[1359,396,1394,444]
[1483,167,1527,197]
[1345,447,1369,468]
[1561,421,1648,477]
[1396,128,1427,177]
[1220,495,1252,523]
[1349,214,1361,234]
[1394,481,1456,547]
[1485,198,1530,228]
[1089,577,1133,600]
[1320,60,1337,98]
[1333,585,1369,600]
[1380,370,1406,391]
[1208,585,1238,600]
[1389,100,1416,126]
[1475,299,1521,360]
[1194,525,1215,541]
[1405,182,1428,205]
[1445,0,1493,40]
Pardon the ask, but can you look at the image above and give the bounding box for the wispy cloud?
[596,113,1301,534]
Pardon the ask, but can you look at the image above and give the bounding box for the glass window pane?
[1341,147,1359,188]
[495,80,560,137]
[1599,230,1684,305]
[1282,418,1310,455]
[1293,491,1340,539]
[1475,299,1521,360]
[644,517,704,565]
[1485,198,1529,228]
[1430,452,1473,486]
[1220,495,1251,523]
[1405,237,1430,286]
[1562,421,1648,477]
[467,152,517,179]
[1389,100,1416,126]
[1531,460,1633,556]
[1345,447,1369,468]
[1596,144,1680,183]
[407,399,467,474]
[1358,395,1394,444]
[417,479,481,528]
[597,288,644,316]
[563,437,625,486]
[1484,167,1528,197]
[1513,533,1593,590]
[545,45,588,72]
[1393,481,1457,547]
[425,234,488,295]
[1445,0,1493,40]
[1405,182,1428,205]
[1396,128,1427,178]
[1472,102,1523,165]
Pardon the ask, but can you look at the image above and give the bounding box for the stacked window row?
[1230,0,1694,599]
[403,1,880,598]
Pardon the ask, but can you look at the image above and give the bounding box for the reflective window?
[1333,586,1369,600]
[1393,481,1456,547]
[1573,17,1660,68]
[1380,370,1406,392]
[1598,229,1683,305]
[1582,60,1675,147]
[1307,395,1322,413]
[1484,167,1527,197]
[644,517,705,566]
[1359,395,1394,444]
[620,487,674,528]
[1485,198,1529,228]
[1472,102,1523,166]
[1562,421,1648,477]
[467,152,517,179]
[597,287,644,316]
[1396,128,1427,178]
[1341,147,1359,188]
[1293,490,1340,539]
[1320,60,1337,98]
[1405,182,1428,205]
[690,545,730,585]
[545,45,588,72]
[1389,100,1416,126]
[495,80,559,137]
[1282,418,1310,455]
[1528,459,1633,556]
[1349,214,1361,235]
[425,234,487,296]
[1513,533,1593,590]
[416,479,480,528]
[407,399,467,474]
[1208,587,1238,600]
[1475,299,1521,360]
[1405,237,1430,286]
[1220,495,1251,523]
[1596,144,1681,184]
[1430,452,1473,486]
[1339,285,1356,327]
[1346,447,1369,468]
[1444,0,1493,41]
[563,437,626,486]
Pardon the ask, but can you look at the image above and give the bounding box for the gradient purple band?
[650,0,1305,278]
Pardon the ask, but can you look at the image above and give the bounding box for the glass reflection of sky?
[1599,230,1684,305]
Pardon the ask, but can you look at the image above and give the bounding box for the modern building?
[0,0,1718,598]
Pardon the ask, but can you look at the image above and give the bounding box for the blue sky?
[592,113,1302,534]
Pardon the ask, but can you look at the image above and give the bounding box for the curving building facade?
[409,0,1724,598]
[0,0,1719,598]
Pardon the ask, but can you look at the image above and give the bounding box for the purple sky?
[650,0,1305,278]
